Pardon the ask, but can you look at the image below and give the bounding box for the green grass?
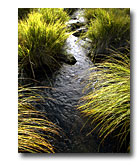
[83,8,130,57]
[78,49,130,151]
[18,8,70,152]
[18,9,70,78]
[18,86,60,153]
[84,8,97,22]
[39,8,69,24]
[84,8,130,23]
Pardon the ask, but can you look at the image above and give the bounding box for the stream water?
[36,10,116,153]
[42,34,99,152]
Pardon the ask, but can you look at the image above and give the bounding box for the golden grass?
[18,9,70,78]
[83,8,130,56]
[18,86,59,153]
[78,49,130,151]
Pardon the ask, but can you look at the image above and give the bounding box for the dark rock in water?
[59,52,77,65]
[72,27,87,37]
[65,55,77,65]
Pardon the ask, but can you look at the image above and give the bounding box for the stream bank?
[35,9,118,153]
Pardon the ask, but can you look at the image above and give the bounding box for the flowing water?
[37,10,115,153]
[42,35,99,152]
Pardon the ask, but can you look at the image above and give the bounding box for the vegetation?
[18,8,130,153]
[39,8,69,24]
[18,8,70,153]
[83,8,130,58]
[78,48,130,151]
[18,86,59,153]
[18,8,70,78]
[77,8,130,152]
[84,8,130,23]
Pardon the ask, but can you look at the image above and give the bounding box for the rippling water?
[37,10,116,153]
[38,32,102,152]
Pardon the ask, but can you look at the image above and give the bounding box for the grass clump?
[84,8,130,23]
[84,8,130,59]
[18,9,70,78]
[84,8,97,22]
[78,49,130,152]
[18,86,59,153]
[39,8,69,24]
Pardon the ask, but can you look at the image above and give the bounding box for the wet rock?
[59,50,77,65]
[71,9,86,23]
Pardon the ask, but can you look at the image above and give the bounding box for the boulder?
[59,52,77,65]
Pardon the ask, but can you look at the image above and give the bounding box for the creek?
[36,9,115,153]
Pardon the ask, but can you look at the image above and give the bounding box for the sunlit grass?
[83,8,130,56]
[18,9,70,78]
[39,8,69,24]
[84,8,130,23]
[18,8,69,152]
[78,49,130,151]
[18,86,59,153]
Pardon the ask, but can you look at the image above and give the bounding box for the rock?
[71,9,86,23]
[59,49,77,65]
[60,53,77,65]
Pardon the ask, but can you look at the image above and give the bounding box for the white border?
[0,0,140,165]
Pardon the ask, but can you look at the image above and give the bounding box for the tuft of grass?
[39,8,69,24]
[84,8,130,23]
[18,9,70,78]
[78,49,130,151]
[84,8,97,22]
[18,86,59,153]
[84,8,130,56]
